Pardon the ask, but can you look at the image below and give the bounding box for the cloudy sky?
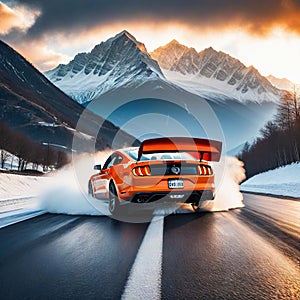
[1,0,300,82]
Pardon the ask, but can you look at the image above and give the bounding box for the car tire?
[88,180,94,197]
[192,203,201,212]
[109,181,120,215]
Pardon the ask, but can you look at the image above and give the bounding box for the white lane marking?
[122,215,164,300]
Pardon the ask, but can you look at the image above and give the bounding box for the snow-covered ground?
[0,173,50,227]
[0,172,49,201]
[241,163,300,198]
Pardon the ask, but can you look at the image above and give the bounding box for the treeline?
[0,121,69,172]
[239,87,300,178]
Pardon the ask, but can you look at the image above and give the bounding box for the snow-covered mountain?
[266,75,298,92]
[44,31,281,150]
[45,31,164,104]
[46,32,283,104]
[151,40,282,103]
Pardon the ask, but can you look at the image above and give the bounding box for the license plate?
[168,179,184,189]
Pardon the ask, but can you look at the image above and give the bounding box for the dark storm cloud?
[6,0,300,38]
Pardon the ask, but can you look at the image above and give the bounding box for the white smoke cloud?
[39,151,112,216]
[208,156,246,211]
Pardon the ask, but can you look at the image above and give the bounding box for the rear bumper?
[118,174,215,202]
[128,190,214,204]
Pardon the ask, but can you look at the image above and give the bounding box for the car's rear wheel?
[192,191,215,212]
[88,180,94,197]
[109,182,120,215]
[192,203,201,212]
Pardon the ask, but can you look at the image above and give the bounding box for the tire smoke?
[208,156,246,211]
[39,151,112,216]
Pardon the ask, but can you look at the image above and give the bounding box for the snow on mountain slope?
[241,163,300,197]
[151,40,282,103]
[45,31,164,104]
[46,32,283,105]
[44,31,280,150]
[266,75,299,92]
[162,69,277,103]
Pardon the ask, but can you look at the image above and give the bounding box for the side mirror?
[94,164,102,171]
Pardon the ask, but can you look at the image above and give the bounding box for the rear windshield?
[124,149,196,161]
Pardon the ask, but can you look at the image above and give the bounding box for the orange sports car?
[88,137,222,214]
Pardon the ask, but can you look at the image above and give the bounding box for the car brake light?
[132,166,151,176]
[198,165,213,175]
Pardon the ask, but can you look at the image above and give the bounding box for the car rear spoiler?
[137,137,222,162]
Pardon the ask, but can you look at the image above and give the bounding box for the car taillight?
[198,165,213,175]
[132,166,151,176]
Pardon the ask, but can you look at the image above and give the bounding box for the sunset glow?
[0,1,40,35]
[1,0,300,82]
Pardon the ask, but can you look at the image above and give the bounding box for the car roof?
[119,147,138,152]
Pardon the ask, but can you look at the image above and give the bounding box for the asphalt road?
[0,193,299,299]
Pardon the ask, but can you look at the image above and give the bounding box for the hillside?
[0,40,137,152]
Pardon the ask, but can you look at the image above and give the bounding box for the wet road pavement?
[0,193,299,299]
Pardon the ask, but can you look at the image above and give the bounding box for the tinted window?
[103,154,123,169]
[113,155,123,165]
[124,149,196,161]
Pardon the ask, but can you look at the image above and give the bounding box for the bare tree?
[0,150,11,169]
[275,92,294,129]
[0,121,70,172]
[292,84,299,121]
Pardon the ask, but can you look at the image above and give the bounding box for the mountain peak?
[168,39,181,45]
[113,30,137,43]
[157,39,188,50]
[151,40,190,69]
[109,30,148,53]
[45,31,164,103]
[152,42,281,103]
[200,46,218,55]
[119,29,131,36]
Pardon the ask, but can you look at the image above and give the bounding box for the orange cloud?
[9,39,71,72]
[0,2,19,34]
[0,1,39,35]
[5,0,300,39]
[239,0,300,36]
[2,0,300,81]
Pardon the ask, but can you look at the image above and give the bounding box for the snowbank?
[0,172,50,201]
[0,173,50,220]
[241,163,300,198]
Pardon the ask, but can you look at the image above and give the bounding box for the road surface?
[0,193,299,299]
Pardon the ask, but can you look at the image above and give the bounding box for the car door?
[93,154,117,199]
[93,153,126,199]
